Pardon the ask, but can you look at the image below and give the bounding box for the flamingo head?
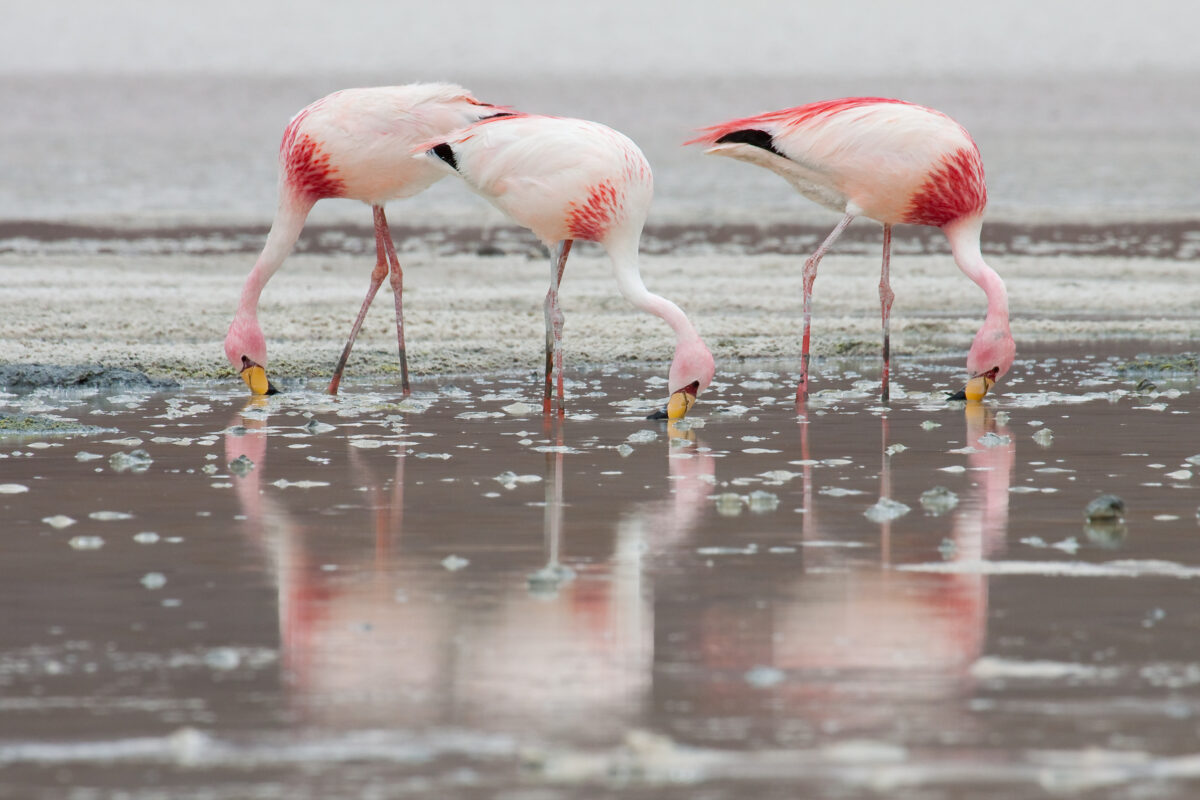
[952,316,1015,402]
[649,336,716,420]
[224,313,278,396]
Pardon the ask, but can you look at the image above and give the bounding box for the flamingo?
[223,83,511,397]
[688,98,1015,403]
[416,114,715,419]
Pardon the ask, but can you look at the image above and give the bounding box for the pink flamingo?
[223,83,511,397]
[417,114,715,419]
[689,98,1015,403]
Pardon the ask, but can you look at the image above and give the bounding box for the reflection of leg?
[328,205,390,395]
[530,420,573,594]
[542,240,572,415]
[880,413,891,564]
[377,207,411,397]
[879,223,895,404]
[798,213,855,399]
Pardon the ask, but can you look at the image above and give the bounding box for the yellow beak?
[240,364,278,396]
[666,389,697,419]
[963,373,995,402]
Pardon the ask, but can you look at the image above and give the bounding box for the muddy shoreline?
[7,219,1200,260]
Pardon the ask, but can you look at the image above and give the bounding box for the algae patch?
[0,413,116,438]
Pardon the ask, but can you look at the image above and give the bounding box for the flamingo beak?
[949,369,997,402]
[240,359,279,396]
[647,382,699,420]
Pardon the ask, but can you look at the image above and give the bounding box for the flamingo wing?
[690,98,986,225]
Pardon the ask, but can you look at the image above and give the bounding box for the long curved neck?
[236,194,313,319]
[944,215,1008,321]
[606,238,701,344]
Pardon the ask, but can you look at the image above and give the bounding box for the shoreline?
[7,218,1200,261]
[2,248,1197,382]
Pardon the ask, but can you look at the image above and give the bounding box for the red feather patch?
[567,180,621,241]
[283,133,345,201]
[904,146,987,227]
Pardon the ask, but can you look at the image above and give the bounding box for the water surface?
[2,346,1199,798]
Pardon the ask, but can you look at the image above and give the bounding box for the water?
[2,345,1199,798]
[4,71,1200,227]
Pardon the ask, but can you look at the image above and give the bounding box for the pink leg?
[879,223,895,404]
[327,206,390,396]
[798,213,855,399]
[542,240,572,416]
[375,207,411,397]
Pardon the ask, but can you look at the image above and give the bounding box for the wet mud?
[0,364,179,394]
[1,343,1199,799]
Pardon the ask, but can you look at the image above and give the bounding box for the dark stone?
[1085,493,1126,522]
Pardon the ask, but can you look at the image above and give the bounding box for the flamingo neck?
[944,215,1008,322]
[606,239,701,346]
[235,195,312,320]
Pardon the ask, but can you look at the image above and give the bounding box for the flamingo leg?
[327,205,391,396]
[879,223,895,404]
[374,206,411,396]
[798,212,855,399]
[543,240,572,416]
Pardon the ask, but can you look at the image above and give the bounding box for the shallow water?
[2,346,1200,798]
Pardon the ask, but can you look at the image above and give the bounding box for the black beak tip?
[646,407,669,420]
[947,388,967,401]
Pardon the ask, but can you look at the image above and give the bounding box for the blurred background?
[3,0,1200,225]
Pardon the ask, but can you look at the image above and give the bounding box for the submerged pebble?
[495,471,541,490]
[820,487,864,497]
[1085,494,1126,521]
[89,511,133,521]
[747,490,779,513]
[441,555,470,572]
[68,536,105,550]
[204,648,242,671]
[0,483,29,494]
[501,402,535,416]
[228,454,255,476]
[42,515,76,529]
[714,493,743,516]
[864,497,911,523]
[977,432,1011,448]
[920,486,959,516]
[744,665,785,688]
[1032,428,1054,447]
[140,572,167,589]
[109,449,153,473]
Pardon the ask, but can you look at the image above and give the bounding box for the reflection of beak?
[239,360,279,396]
[666,421,696,442]
[647,382,699,420]
[949,369,997,402]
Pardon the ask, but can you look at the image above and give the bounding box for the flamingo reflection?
[224,404,650,740]
[652,402,1014,742]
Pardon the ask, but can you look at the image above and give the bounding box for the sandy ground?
[2,249,1198,384]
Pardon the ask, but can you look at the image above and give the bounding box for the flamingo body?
[280,85,499,206]
[429,115,653,247]
[225,83,509,395]
[421,115,714,416]
[690,98,1013,400]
